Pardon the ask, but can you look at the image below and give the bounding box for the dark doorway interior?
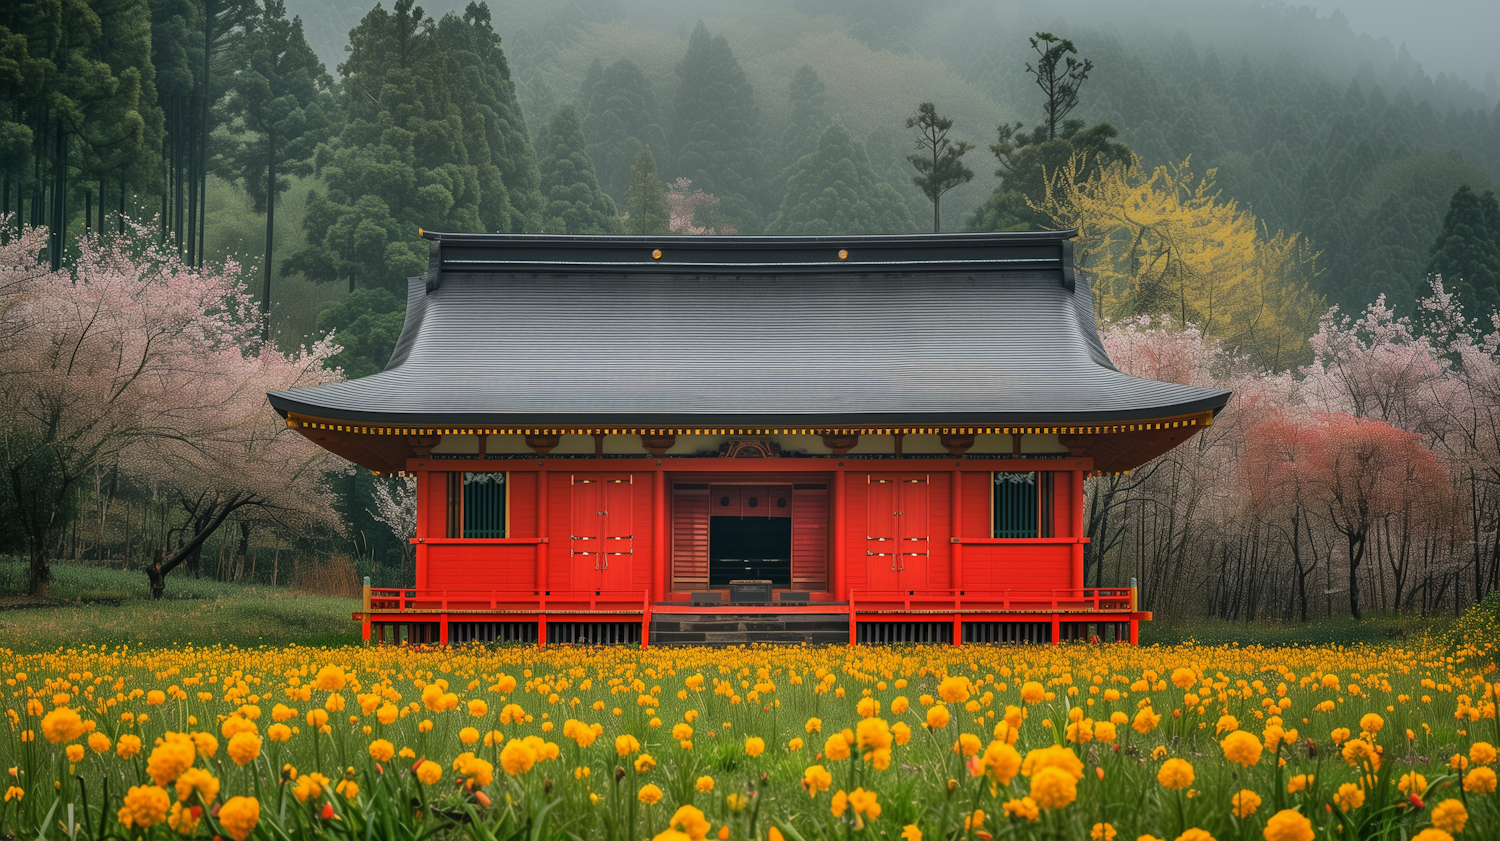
[710,517,791,586]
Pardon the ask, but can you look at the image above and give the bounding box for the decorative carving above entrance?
[524,433,560,454]
[719,439,782,458]
[821,433,859,456]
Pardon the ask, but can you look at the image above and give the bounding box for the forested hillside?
[5,0,1500,615]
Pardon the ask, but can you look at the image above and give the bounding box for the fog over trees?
[3,0,1499,615]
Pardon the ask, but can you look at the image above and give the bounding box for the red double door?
[569,475,634,592]
[865,474,930,592]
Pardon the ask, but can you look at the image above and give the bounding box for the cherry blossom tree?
[665,178,738,235]
[0,218,344,598]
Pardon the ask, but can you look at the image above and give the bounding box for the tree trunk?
[1347,531,1364,620]
[27,542,50,599]
[49,121,65,270]
[262,144,275,340]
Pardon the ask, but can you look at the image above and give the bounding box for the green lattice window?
[447,472,507,538]
[993,472,1054,538]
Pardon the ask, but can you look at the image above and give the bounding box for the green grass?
[1142,611,1453,647]
[0,559,360,652]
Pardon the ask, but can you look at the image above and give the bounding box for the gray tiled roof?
[267,231,1230,426]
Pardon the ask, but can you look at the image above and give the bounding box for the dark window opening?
[994,471,1043,538]
[709,517,791,587]
[448,472,506,538]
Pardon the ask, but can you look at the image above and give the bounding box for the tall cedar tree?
[316,287,406,378]
[1427,185,1500,315]
[1,0,156,267]
[906,102,973,233]
[670,22,766,231]
[969,119,1131,232]
[579,57,668,206]
[624,146,670,235]
[218,0,330,338]
[775,65,827,188]
[767,123,915,235]
[286,0,541,294]
[1027,32,1093,140]
[538,105,621,234]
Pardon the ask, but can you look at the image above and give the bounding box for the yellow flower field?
[0,640,1495,841]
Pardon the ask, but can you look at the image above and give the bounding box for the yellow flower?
[926,705,950,729]
[891,697,909,715]
[453,751,494,790]
[415,760,442,786]
[336,778,359,799]
[166,800,200,835]
[1261,809,1313,841]
[1002,797,1040,821]
[964,809,985,829]
[1158,759,1195,791]
[727,793,748,812]
[1022,745,1084,780]
[118,785,170,828]
[848,787,881,819]
[1287,774,1314,793]
[1174,830,1215,841]
[65,744,84,762]
[116,734,141,759]
[1359,713,1383,733]
[3,787,21,802]
[802,763,833,795]
[1020,682,1046,703]
[1398,772,1428,796]
[893,722,912,746]
[460,727,480,744]
[634,753,656,773]
[831,790,848,818]
[1430,799,1467,834]
[616,734,640,756]
[938,677,971,704]
[902,825,922,841]
[218,796,259,841]
[1411,831,1454,841]
[468,699,488,717]
[175,767,220,805]
[638,783,663,804]
[1171,669,1196,689]
[1463,766,1497,794]
[745,737,765,757]
[695,775,714,793]
[227,732,261,767]
[87,732,110,754]
[806,717,822,734]
[1230,789,1261,818]
[1091,823,1118,841]
[501,739,537,775]
[1468,741,1495,766]
[40,708,87,744]
[857,697,879,718]
[824,733,851,761]
[313,665,348,691]
[267,724,291,742]
[1331,728,1351,745]
[1221,731,1262,767]
[1216,715,1239,735]
[954,733,982,757]
[368,739,394,762]
[666,805,710,841]
[1334,783,1364,811]
[1028,767,1077,810]
[1133,707,1162,734]
[982,741,1022,785]
[145,734,197,786]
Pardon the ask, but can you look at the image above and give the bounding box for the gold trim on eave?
[283,411,1215,440]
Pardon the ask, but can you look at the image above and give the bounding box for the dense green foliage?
[1428,185,1500,315]
[286,0,541,292]
[767,123,914,235]
[539,105,622,233]
[624,146,669,235]
[579,57,668,206]
[316,286,406,378]
[969,119,1132,232]
[670,22,768,231]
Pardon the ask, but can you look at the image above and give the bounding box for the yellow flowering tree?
[1035,154,1324,370]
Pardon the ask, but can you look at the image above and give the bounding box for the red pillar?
[414,471,431,590]
[1051,613,1061,646]
[1071,469,1085,592]
[832,469,847,600]
[950,470,963,593]
[652,469,666,603]
[536,470,548,593]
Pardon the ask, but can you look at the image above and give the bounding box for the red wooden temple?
[268,231,1229,646]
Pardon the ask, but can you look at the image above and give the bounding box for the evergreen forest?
[4,0,1500,618]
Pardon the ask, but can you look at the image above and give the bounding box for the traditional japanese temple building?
[268,230,1229,646]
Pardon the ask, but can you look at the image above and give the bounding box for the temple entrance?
[671,479,828,593]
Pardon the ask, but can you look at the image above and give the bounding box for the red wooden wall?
[415,465,1083,599]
